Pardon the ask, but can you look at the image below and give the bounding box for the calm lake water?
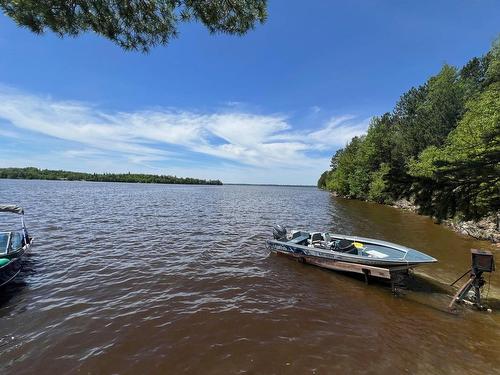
[0,179,499,374]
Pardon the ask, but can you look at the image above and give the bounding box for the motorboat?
[266,225,436,281]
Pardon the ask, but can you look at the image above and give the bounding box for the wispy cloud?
[0,86,370,183]
[0,128,22,139]
[309,115,371,149]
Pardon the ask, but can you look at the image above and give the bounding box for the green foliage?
[317,170,330,189]
[394,65,465,161]
[0,0,267,52]
[368,163,390,203]
[410,82,500,219]
[321,37,500,221]
[408,146,441,178]
[0,167,223,185]
[326,136,365,197]
[460,56,489,99]
[485,38,500,84]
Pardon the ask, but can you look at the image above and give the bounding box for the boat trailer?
[273,250,411,293]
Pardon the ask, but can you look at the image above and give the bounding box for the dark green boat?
[0,205,33,287]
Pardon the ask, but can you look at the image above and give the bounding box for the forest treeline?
[318,39,499,222]
[0,167,223,185]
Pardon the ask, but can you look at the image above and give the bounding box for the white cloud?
[0,86,371,184]
[207,113,290,147]
[309,115,371,149]
[61,148,106,159]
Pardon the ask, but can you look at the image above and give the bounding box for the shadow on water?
[273,250,500,316]
[0,281,27,308]
[0,254,36,310]
[384,271,500,314]
[406,273,455,294]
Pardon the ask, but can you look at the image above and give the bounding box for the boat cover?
[0,205,24,215]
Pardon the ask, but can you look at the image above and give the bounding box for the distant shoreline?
[0,167,223,186]
[0,177,316,188]
[0,168,318,188]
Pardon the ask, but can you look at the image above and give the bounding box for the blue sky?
[0,1,499,184]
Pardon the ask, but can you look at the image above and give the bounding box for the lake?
[0,179,498,374]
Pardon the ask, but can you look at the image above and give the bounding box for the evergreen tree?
[0,0,267,52]
[318,37,500,222]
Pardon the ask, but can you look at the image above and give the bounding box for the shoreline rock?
[333,193,500,244]
[443,215,500,244]
[391,198,419,212]
[389,199,499,244]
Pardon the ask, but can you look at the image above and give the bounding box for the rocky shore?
[328,192,500,244]
[443,215,500,244]
[391,199,500,244]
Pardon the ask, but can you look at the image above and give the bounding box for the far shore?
[0,167,222,186]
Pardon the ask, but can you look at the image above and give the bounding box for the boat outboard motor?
[273,225,287,240]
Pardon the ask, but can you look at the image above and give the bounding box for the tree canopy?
[319,38,500,222]
[0,0,267,52]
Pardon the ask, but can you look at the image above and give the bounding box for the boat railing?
[0,228,25,233]
[0,229,25,236]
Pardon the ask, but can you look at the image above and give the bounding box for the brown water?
[0,180,499,374]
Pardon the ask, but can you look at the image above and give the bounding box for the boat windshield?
[0,231,24,254]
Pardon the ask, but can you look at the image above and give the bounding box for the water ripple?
[0,180,498,374]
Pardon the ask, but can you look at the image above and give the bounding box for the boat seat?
[332,239,357,253]
[289,234,309,245]
[309,232,323,246]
